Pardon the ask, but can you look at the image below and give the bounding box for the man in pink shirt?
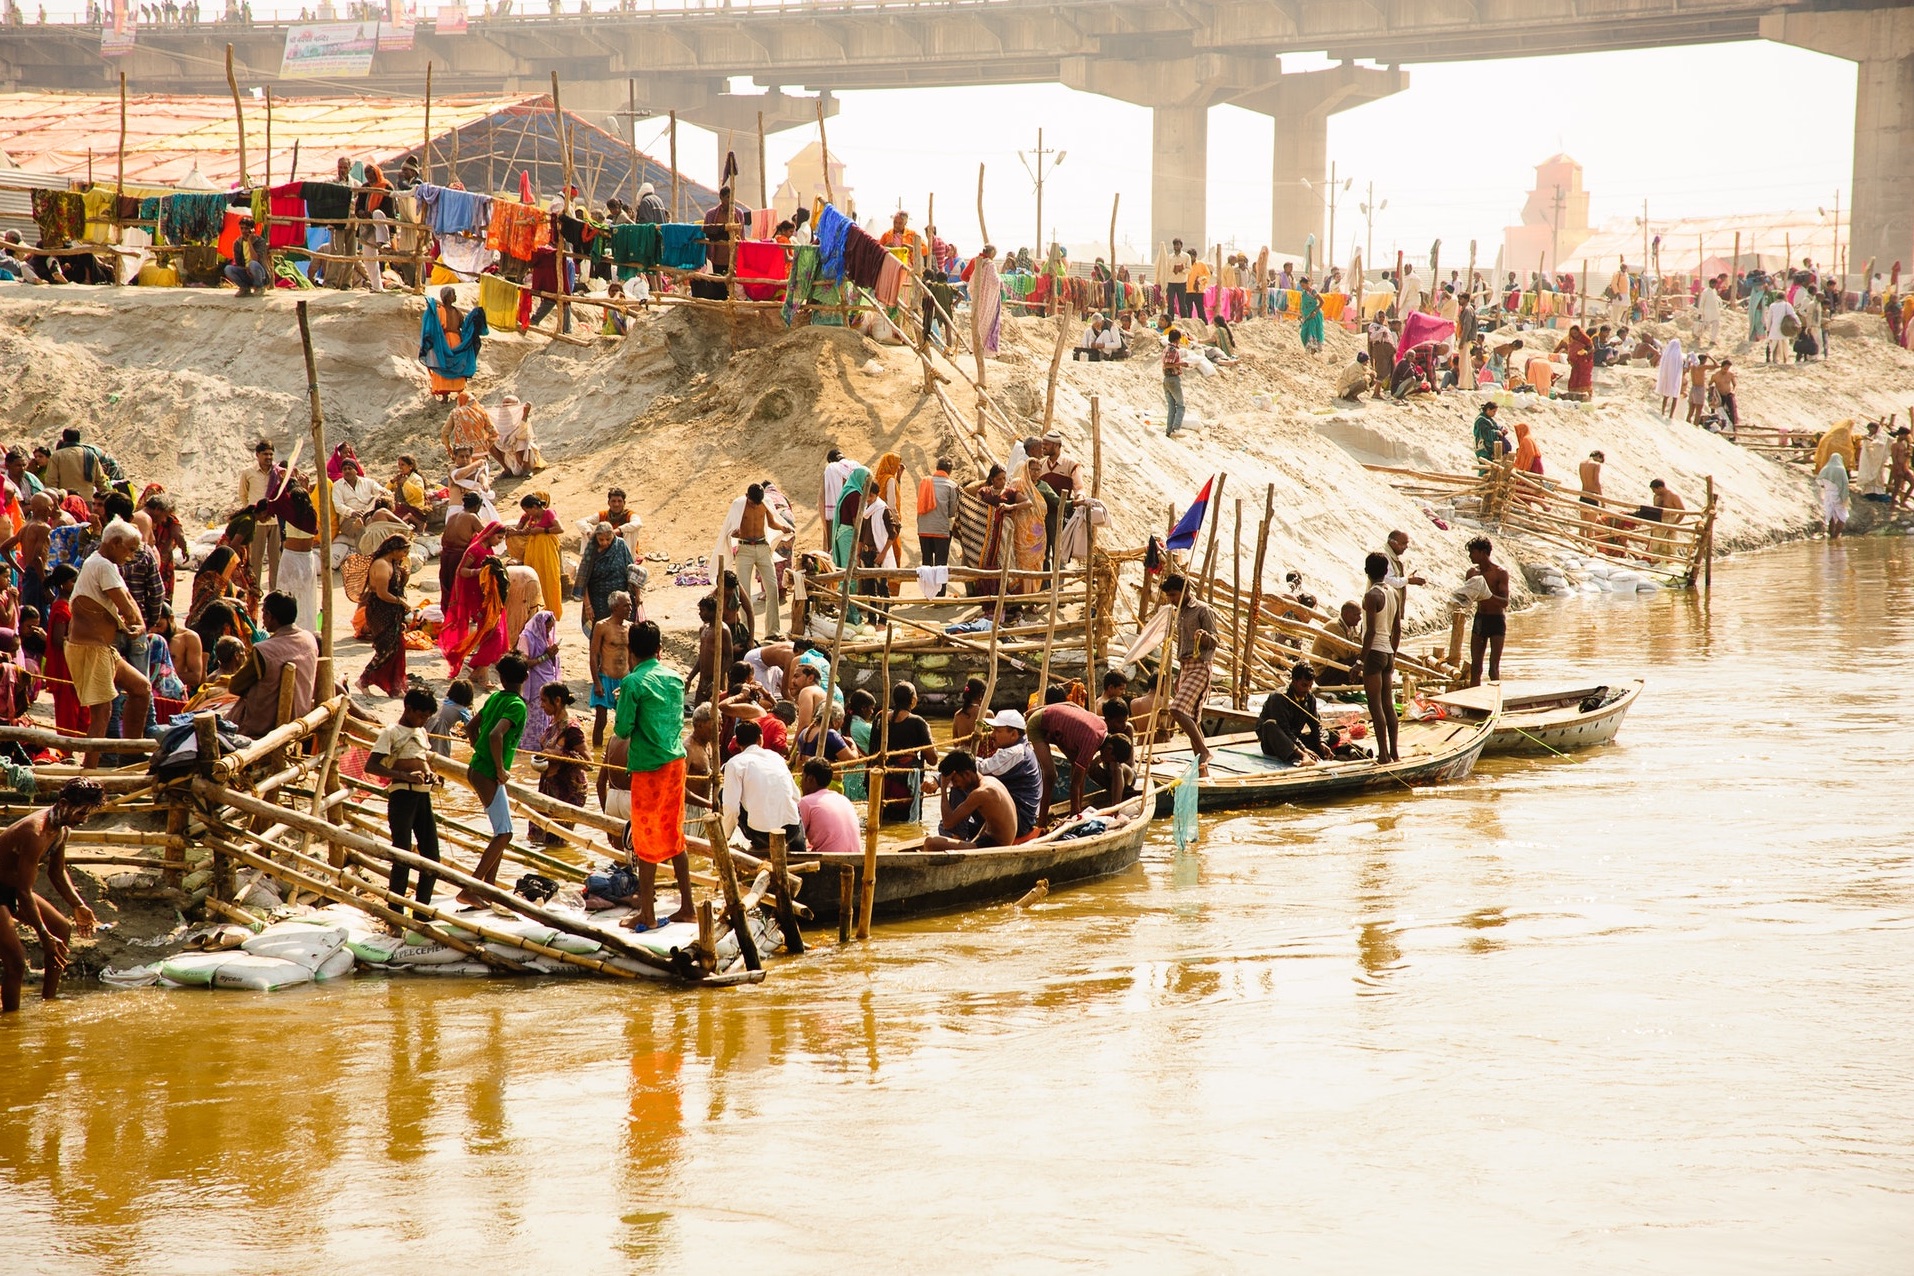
[798,758,862,856]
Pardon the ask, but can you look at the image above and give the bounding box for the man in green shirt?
[611,621,695,929]
[458,652,528,905]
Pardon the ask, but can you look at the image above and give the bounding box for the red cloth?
[268,195,305,248]
[1397,311,1456,356]
[733,240,787,301]
[628,757,687,865]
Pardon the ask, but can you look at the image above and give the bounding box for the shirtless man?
[1709,359,1739,432]
[1578,450,1605,530]
[0,778,106,1011]
[1686,355,1711,426]
[926,750,1018,851]
[1890,428,1913,510]
[438,491,483,599]
[0,491,54,618]
[734,483,793,642]
[587,590,633,748]
[744,639,798,701]
[1465,536,1510,687]
[1360,553,1400,765]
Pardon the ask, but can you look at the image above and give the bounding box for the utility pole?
[1359,180,1387,267]
[1019,128,1065,258]
[1301,160,1353,276]
[1549,182,1566,276]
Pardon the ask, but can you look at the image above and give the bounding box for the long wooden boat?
[801,785,1157,924]
[1433,679,1642,756]
[1149,685,1500,814]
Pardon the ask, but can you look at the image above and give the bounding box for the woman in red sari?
[358,534,413,696]
[42,564,85,738]
[1563,324,1596,400]
[438,522,510,682]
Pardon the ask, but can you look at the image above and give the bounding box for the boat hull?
[800,804,1153,924]
[1482,680,1643,755]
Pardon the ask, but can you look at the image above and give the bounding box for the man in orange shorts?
[612,620,695,931]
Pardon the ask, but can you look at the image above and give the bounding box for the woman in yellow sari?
[514,492,565,620]
[1004,457,1052,595]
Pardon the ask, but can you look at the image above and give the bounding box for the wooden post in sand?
[817,99,834,204]
[1732,232,1741,281]
[422,62,433,183]
[115,71,126,202]
[1087,395,1103,671]
[768,829,802,954]
[1108,193,1119,297]
[756,110,768,212]
[1241,483,1274,704]
[294,302,335,692]
[1580,257,1589,324]
[1198,473,1228,602]
[1229,498,1243,706]
[976,163,989,244]
[225,44,249,187]
[858,625,894,941]
[1042,306,1070,430]
[669,111,680,221]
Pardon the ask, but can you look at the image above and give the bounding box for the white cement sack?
[388,942,467,966]
[242,922,348,972]
[312,947,357,981]
[211,954,312,991]
[157,951,229,987]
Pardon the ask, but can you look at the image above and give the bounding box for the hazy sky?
[24,10,1860,260]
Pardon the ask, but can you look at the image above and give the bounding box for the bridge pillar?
[1062,55,1283,251]
[1230,64,1407,262]
[675,91,836,214]
[1763,9,1914,274]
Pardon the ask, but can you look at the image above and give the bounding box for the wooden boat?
[1433,679,1643,756]
[801,785,1158,924]
[1149,684,1500,814]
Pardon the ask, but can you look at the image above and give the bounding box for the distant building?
[1501,154,1593,279]
[774,140,852,219]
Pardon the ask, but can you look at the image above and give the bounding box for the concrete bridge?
[2,0,1909,265]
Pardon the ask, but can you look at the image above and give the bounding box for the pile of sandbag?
[1552,552,1663,594]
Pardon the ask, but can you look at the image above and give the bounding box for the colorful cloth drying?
[157,193,230,246]
[873,252,904,306]
[485,200,546,260]
[298,182,351,225]
[842,226,888,290]
[609,222,661,274]
[81,186,116,243]
[415,184,492,236]
[479,273,520,329]
[658,223,706,271]
[781,244,818,326]
[31,189,86,246]
[814,204,853,280]
[733,240,788,301]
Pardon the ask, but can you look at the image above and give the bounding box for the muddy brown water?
[2,539,1911,1271]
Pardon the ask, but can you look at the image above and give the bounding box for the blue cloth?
[419,301,490,381]
[157,193,232,245]
[416,184,492,236]
[658,223,706,271]
[815,204,853,281]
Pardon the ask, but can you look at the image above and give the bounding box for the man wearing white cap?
[634,182,668,225]
[975,708,1042,836]
[1037,431,1081,500]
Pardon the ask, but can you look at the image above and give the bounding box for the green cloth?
[466,690,527,781]
[610,222,661,273]
[614,658,687,773]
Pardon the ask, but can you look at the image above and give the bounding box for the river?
[3,539,1911,1272]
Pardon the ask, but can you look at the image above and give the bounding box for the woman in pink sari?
[438,522,510,680]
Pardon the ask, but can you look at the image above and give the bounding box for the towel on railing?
[610,222,660,272]
[658,223,706,271]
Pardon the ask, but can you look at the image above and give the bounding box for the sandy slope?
[2,280,1906,649]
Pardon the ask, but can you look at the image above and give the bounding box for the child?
[531,682,589,845]
[365,688,442,914]
[843,688,877,801]
[460,654,529,903]
[1092,699,1136,800]
[950,676,987,744]
[425,678,475,758]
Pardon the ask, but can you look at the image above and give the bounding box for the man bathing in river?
[926,750,1018,852]
[1465,536,1510,687]
[0,778,106,1011]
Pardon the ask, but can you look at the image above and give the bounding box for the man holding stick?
[1160,574,1217,777]
[0,778,106,1011]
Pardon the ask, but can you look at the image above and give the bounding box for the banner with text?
[436,2,467,34]
[377,10,415,51]
[280,22,380,78]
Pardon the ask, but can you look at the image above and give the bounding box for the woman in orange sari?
[419,285,489,402]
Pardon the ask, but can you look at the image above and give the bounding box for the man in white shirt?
[330,457,389,542]
[1695,276,1722,345]
[236,438,284,591]
[721,720,805,852]
[67,523,152,766]
[820,447,857,546]
[1764,296,1799,365]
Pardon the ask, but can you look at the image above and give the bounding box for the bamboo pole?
[858,624,894,941]
[817,98,833,204]
[975,162,988,244]
[1241,483,1274,701]
[1036,509,1065,694]
[193,779,689,976]
[421,61,433,183]
[1230,498,1244,707]
[1041,308,1070,430]
[1108,193,1119,287]
[974,526,1017,740]
[293,302,336,689]
[768,829,803,954]
[669,111,680,221]
[225,44,248,187]
[1087,393,1103,673]
[756,109,768,212]
[549,72,574,200]
[1198,473,1228,602]
[115,71,126,201]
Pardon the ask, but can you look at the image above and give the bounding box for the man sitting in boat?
[1257,662,1338,766]
[720,721,805,854]
[926,750,1020,852]
[1309,602,1364,686]
[973,709,1043,837]
[1028,695,1110,816]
